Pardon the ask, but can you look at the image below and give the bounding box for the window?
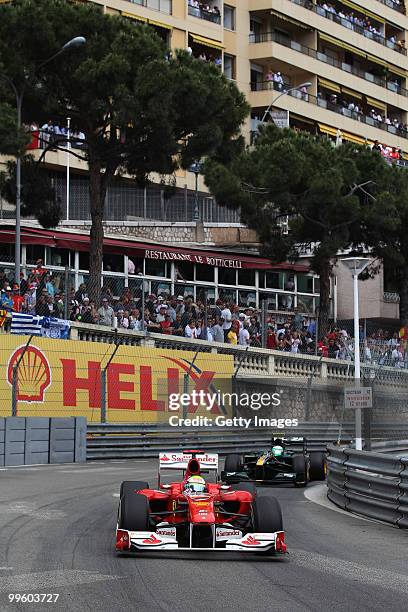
[78,251,89,270]
[238,269,255,287]
[145,259,169,278]
[196,264,215,283]
[265,271,284,289]
[218,268,237,285]
[25,245,45,265]
[176,261,194,281]
[46,247,71,268]
[238,291,256,308]
[224,5,235,30]
[297,274,314,294]
[103,254,124,273]
[223,54,236,80]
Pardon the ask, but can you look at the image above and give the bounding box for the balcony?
[289,0,406,55]
[376,0,405,13]
[251,81,408,145]
[126,0,172,15]
[249,30,408,101]
[187,2,221,24]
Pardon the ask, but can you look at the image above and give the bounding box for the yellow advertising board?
[1,336,234,423]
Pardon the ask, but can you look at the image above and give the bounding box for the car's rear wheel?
[253,496,283,532]
[309,452,327,481]
[292,455,308,487]
[119,492,149,531]
[229,481,256,496]
[120,480,149,498]
[224,454,241,473]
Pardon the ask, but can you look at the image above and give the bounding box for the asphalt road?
[0,459,408,612]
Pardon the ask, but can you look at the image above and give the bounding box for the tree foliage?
[205,125,392,331]
[0,0,249,298]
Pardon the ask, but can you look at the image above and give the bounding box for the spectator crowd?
[315,2,405,50]
[188,1,221,23]
[1,263,407,367]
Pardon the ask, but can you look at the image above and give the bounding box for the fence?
[0,416,86,466]
[327,444,408,528]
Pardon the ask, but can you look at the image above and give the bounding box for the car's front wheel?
[292,455,309,487]
[309,452,327,481]
[119,492,149,531]
[252,495,283,533]
[119,480,149,498]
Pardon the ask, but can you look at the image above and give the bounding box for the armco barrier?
[327,444,408,528]
[86,421,408,460]
[0,417,86,466]
[86,421,356,460]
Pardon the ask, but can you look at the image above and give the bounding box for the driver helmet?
[272,445,284,457]
[184,475,206,494]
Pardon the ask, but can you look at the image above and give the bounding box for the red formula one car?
[116,450,287,555]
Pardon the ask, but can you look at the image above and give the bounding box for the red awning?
[0,225,309,272]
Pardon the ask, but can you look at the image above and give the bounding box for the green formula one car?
[221,437,327,487]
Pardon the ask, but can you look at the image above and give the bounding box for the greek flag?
[10,313,43,336]
[41,317,71,340]
[10,313,71,339]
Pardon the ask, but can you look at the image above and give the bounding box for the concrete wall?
[61,221,259,246]
[0,417,86,467]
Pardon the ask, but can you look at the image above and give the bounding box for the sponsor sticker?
[216,527,242,541]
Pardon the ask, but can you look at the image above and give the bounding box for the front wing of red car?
[116,528,287,554]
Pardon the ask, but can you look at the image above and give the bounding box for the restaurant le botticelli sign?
[0,225,307,272]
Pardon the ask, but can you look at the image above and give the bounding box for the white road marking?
[0,568,13,571]
[0,570,121,591]
[113,493,120,497]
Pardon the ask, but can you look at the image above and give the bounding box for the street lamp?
[340,256,371,450]
[0,36,86,288]
[189,161,202,222]
[261,81,312,124]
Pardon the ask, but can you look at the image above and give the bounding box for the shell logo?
[7,346,51,402]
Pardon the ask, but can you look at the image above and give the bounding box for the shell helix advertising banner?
[1,336,234,423]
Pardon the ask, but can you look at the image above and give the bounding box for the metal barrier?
[86,421,408,460]
[327,444,408,528]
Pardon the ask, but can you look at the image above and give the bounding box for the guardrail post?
[11,366,18,417]
[101,369,107,424]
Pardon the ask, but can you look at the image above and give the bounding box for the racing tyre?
[309,452,327,481]
[230,482,256,496]
[224,454,241,473]
[120,481,149,499]
[119,492,149,531]
[253,496,283,533]
[292,455,308,487]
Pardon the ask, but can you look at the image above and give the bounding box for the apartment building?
[88,2,408,147]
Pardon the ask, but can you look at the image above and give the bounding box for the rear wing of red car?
[158,452,219,486]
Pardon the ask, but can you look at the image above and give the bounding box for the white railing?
[67,321,408,387]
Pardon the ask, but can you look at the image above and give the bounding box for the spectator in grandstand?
[98,297,114,326]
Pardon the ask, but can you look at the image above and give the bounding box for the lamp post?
[66,116,71,221]
[189,161,202,222]
[261,81,312,125]
[340,256,371,450]
[0,36,86,288]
